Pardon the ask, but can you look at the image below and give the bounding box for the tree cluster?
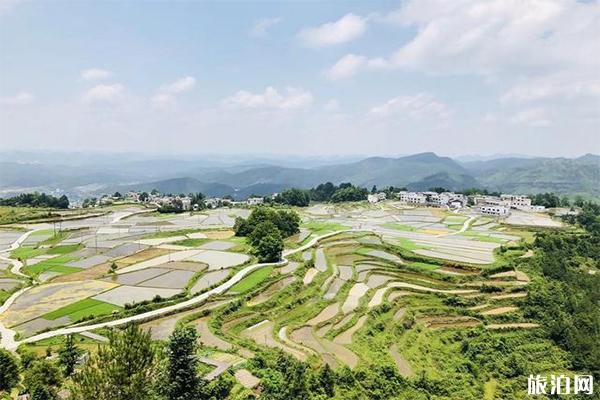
[523,201,600,375]
[273,188,311,207]
[309,182,368,203]
[530,192,570,208]
[0,192,69,209]
[234,207,300,262]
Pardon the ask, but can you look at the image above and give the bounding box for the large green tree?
[163,325,203,400]
[0,349,19,393]
[23,359,62,400]
[253,226,284,262]
[58,335,82,377]
[69,324,158,400]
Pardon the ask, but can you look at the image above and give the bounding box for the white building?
[247,197,264,206]
[368,192,387,203]
[180,197,192,211]
[398,191,427,204]
[205,198,221,208]
[480,205,509,216]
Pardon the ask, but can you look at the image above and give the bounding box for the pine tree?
[58,335,81,377]
[164,325,203,400]
[70,324,158,400]
[0,349,19,393]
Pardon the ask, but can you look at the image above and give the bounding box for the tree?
[30,384,58,400]
[248,221,279,247]
[0,349,19,393]
[254,227,284,262]
[70,324,158,400]
[23,359,62,399]
[371,185,377,194]
[275,189,310,207]
[317,364,335,397]
[113,192,122,199]
[189,193,206,210]
[163,326,203,400]
[58,335,82,377]
[139,192,149,202]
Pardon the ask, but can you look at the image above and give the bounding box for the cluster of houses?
[367,190,542,217]
[94,189,541,218]
[471,194,544,216]
[102,191,267,210]
[368,191,468,209]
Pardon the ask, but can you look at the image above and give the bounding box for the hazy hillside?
[1,152,599,199]
[478,158,600,196]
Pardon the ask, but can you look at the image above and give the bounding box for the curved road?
[1,229,353,350]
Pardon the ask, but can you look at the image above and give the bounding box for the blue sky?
[1,0,598,157]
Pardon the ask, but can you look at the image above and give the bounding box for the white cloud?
[160,76,196,94]
[369,93,452,119]
[223,86,313,110]
[82,84,123,104]
[502,72,600,103]
[510,108,552,127]
[298,13,367,47]
[0,91,34,106]
[325,54,367,80]
[81,68,112,81]
[337,0,599,77]
[250,17,282,37]
[150,93,175,109]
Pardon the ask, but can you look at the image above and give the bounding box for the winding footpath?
[0,228,352,351]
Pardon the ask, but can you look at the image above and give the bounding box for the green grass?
[142,228,207,239]
[0,206,55,224]
[484,379,498,400]
[43,298,122,321]
[461,231,506,243]
[408,261,440,271]
[229,266,274,293]
[10,246,45,260]
[395,237,426,251]
[38,230,69,246]
[302,221,349,235]
[24,254,81,276]
[46,243,81,255]
[172,238,211,247]
[382,223,416,231]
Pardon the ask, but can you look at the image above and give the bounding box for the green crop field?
[302,221,349,235]
[24,255,81,276]
[229,266,273,293]
[172,238,210,247]
[43,298,122,321]
[382,223,416,231]
[46,244,81,255]
[408,261,440,271]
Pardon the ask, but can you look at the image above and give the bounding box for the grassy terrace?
[229,266,274,294]
[43,298,122,322]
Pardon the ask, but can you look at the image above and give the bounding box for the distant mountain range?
[1,152,599,200]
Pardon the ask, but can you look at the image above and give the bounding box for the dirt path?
[486,323,540,330]
[196,317,233,350]
[242,320,308,361]
[480,306,519,316]
[235,369,260,389]
[389,344,413,377]
[334,315,368,345]
[307,303,340,326]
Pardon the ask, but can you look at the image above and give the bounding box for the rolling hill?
[1,152,598,200]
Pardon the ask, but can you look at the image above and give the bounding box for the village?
[91,188,546,219]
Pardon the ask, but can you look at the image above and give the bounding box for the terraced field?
[1,202,567,397]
